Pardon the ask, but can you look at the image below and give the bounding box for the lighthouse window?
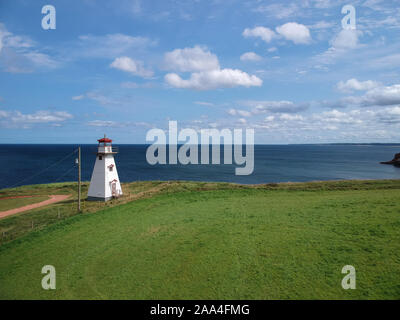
[99,156,102,160]
[109,166,113,172]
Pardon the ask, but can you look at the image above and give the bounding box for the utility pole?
[78,146,81,212]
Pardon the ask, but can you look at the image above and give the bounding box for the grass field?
[0,180,399,299]
[0,196,49,212]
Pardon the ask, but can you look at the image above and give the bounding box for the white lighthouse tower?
[87,135,123,201]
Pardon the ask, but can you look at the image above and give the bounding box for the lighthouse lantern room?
[87,135,123,201]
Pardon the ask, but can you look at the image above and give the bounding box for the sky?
[0,0,400,144]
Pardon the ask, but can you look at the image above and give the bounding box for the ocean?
[0,144,399,189]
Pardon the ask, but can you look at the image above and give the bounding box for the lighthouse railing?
[97,146,119,153]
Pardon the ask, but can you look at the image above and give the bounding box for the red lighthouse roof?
[98,134,112,143]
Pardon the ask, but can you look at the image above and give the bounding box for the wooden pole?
[78,146,81,212]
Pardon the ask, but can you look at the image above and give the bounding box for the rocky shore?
[381,153,400,167]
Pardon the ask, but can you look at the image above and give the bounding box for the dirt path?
[0,195,71,219]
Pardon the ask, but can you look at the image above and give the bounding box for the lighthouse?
[87,135,123,201]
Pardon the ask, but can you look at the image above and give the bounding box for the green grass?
[0,196,49,211]
[0,179,399,299]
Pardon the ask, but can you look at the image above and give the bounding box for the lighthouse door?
[111,181,117,197]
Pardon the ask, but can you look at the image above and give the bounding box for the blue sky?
[1,0,400,143]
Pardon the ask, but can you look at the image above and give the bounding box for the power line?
[54,165,76,182]
[7,149,78,189]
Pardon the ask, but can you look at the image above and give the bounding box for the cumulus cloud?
[361,84,400,107]
[330,29,361,50]
[275,22,311,44]
[164,46,262,90]
[240,52,262,61]
[243,23,311,46]
[164,45,219,72]
[165,68,262,90]
[375,106,400,124]
[337,78,381,92]
[242,27,275,43]
[110,56,153,77]
[328,84,400,108]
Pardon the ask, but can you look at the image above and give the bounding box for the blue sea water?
[0,144,399,189]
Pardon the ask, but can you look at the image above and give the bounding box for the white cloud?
[110,56,153,77]
[240,52,262,61]
[314,29,363,65]
[72,95,85,100]
[12,111,73,123]
[164,45,219,72]
[330,29,361,50]
[308,20,336,30]
[375,106,400,124]
[254,3,300,19]
[0,110,9,118]
[87,119,152,128]
[73,92,119,106]
[0,26,7,53]
[337,78,381,92]
[76,33,156,59]
[313,109,362,124]
[164,46,262,90]
[86,92,119,106]
[194,101,214,106]
[362,84,400,107]
[165,68,262,90]
[0,110,73,128]
[0,23,58,73]
[276,22,311,44]
[228,109,252,117]
[279,113,304,121]
[265,115,275,122]
[23,52,58,69]
[242,27,275,43]
[330,84,400,108]
[88,120,120,127]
